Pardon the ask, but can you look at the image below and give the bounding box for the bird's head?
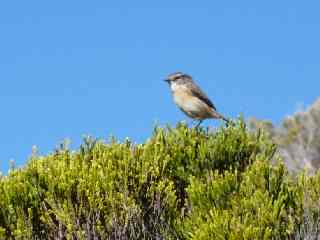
[164,72,193,86]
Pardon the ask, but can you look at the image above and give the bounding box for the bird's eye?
[174,75,182,80]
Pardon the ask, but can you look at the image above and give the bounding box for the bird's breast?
[171,86,214,119]
[173,88,201,112]
[172,86,192,106]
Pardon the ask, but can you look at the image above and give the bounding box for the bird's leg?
[195,120,203,128]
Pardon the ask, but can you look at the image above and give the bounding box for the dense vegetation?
[0,119,320,239]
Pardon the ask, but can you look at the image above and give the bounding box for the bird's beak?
[164,78,170,83]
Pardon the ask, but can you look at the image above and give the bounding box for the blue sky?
[1,1,319,173]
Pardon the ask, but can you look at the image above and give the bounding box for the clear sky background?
[1,1,319,173]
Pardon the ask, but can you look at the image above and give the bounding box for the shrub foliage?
[0,119,319,239]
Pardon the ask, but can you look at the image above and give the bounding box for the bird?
[164,72,229,126]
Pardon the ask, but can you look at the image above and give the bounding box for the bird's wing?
[187,82,217,111]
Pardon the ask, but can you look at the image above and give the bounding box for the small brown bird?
[165,72,228,126]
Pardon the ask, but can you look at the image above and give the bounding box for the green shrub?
[0,119,319,239]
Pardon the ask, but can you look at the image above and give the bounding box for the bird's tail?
[222,116,229,124]
[215,112,230,125]
[221,116,230,125]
